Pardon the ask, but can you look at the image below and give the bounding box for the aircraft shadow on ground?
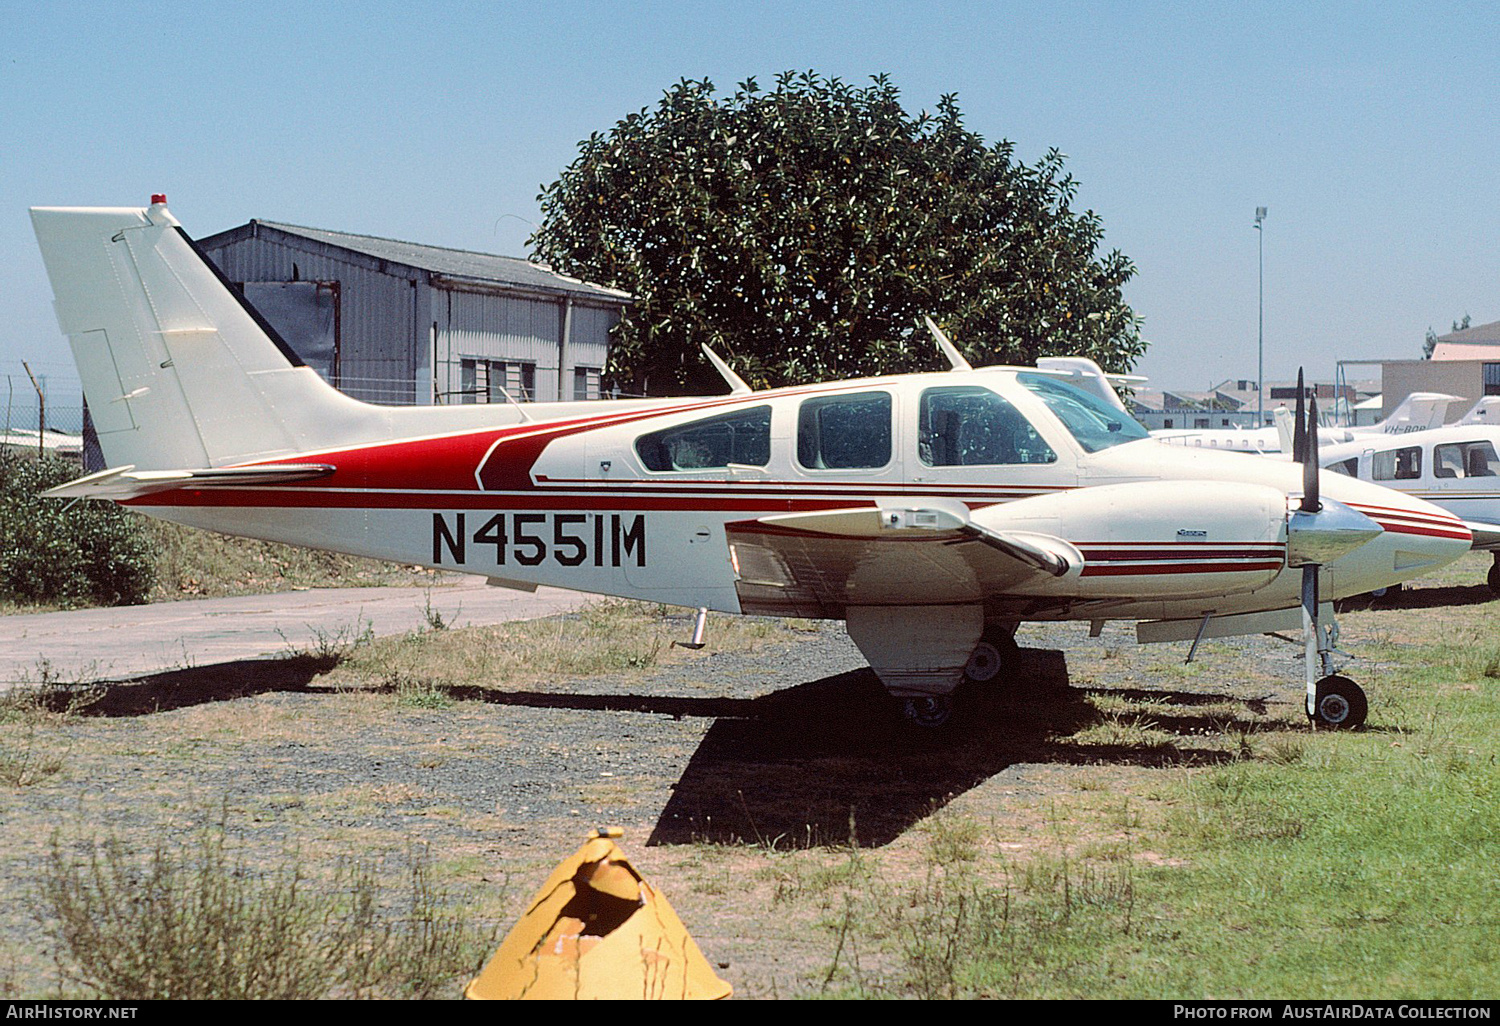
[640,648,1245,849]
[43,655,340,717]
[1341,583,1496,612]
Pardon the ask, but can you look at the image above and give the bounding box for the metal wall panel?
[207,235,420,404]
[206,232,622,405]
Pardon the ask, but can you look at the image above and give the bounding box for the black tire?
[1309,675,1367,730]
[963,630,1018,684]
[1488,559,1500,596]
[901,695,953,728]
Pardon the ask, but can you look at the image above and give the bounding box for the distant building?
[1379,318,1500,420]
[1127,377,1375,431]
[196,220,632,406]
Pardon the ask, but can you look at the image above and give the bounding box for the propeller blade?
[1302,394,1321,512]
[1292,369,1308,464]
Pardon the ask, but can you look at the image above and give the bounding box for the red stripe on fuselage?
[1079,561,1284,577]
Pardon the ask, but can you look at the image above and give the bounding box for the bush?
[42,826,494,999]
[0,454,153,606]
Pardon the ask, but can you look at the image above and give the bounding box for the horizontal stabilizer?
[41,463,336,500]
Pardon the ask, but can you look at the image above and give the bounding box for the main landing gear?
[898,626,1019,728]
[1488,555,1500,596]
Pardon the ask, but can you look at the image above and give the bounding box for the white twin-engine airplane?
[30,199,1475,730]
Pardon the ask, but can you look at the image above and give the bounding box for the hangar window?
[635,405,771,472]
[1434,441,1499,479]
[1372,446,1422,481]
[797,392,891,469]
[918,386,1055,466]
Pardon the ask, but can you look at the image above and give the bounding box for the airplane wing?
[41,463,336,500]
[1460,519,1500,551]
[725,500,1078,617]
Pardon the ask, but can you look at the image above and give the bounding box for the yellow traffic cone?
[466,827,732,1000]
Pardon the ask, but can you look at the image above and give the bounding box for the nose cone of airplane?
[1287,498,1384,566]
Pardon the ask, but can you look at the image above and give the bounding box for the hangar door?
[242,281,341,386]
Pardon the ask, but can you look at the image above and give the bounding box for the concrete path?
[0,578,593,684]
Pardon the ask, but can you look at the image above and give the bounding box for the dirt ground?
[1,553,1493,998]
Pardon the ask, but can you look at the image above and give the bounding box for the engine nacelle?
[975,480,1288,600]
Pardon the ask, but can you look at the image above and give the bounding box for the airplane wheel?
[1488,560,1500,595]
[963,630,1019,684]
[902,695,953,728]
[1308,675,1367,730]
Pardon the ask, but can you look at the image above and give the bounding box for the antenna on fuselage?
[924,316,972,372]
[701,344,752,395]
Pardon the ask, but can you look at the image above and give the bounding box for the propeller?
[1302,393,1320,513]
[1284,371,1380,722]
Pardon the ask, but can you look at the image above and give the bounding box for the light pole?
[1255,206,1267,424]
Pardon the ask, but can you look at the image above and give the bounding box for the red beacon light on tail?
[150,194,167,206]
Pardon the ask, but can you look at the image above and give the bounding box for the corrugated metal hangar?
[197,220,631,406]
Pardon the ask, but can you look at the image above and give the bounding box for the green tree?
[531,72,1144,392]
[1424,313,1471,359]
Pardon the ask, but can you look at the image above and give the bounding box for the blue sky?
[3,0,1497,406]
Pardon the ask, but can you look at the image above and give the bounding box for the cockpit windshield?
[1016,373,1150,453]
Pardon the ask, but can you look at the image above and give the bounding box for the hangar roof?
[199,219,631,303]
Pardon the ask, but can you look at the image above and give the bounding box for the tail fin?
[1374,392,1461,434]
[30,199,372,470]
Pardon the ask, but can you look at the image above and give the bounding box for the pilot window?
[918,386,1056,466]
[1433,441,1500,479]
[1372,446,1422,481]
[1016,374,1150,452]
[797,392,891,469]
[635,405,771,472]
[1329,457,1359,477]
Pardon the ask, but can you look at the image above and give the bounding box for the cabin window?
[1433,441,1500,479]
[1017,374,1150,453]
[635,405,771,472]
[918,386,1056,467]
[1373,446,1422,481]
[1329,457,1359,477]
[797,392,891,469]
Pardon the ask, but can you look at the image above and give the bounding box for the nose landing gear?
[1308,674,1367,730]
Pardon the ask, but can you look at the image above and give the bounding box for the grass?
[813,581,1500,998]
[319,599,784,695]
[42,819,497,999]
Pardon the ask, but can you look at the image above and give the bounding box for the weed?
[40,822,495,999]
[389,672,453,711]
[279,616,375,663]
[923,805,984,866]
[0,669,100,787]
[420,590,455,632]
